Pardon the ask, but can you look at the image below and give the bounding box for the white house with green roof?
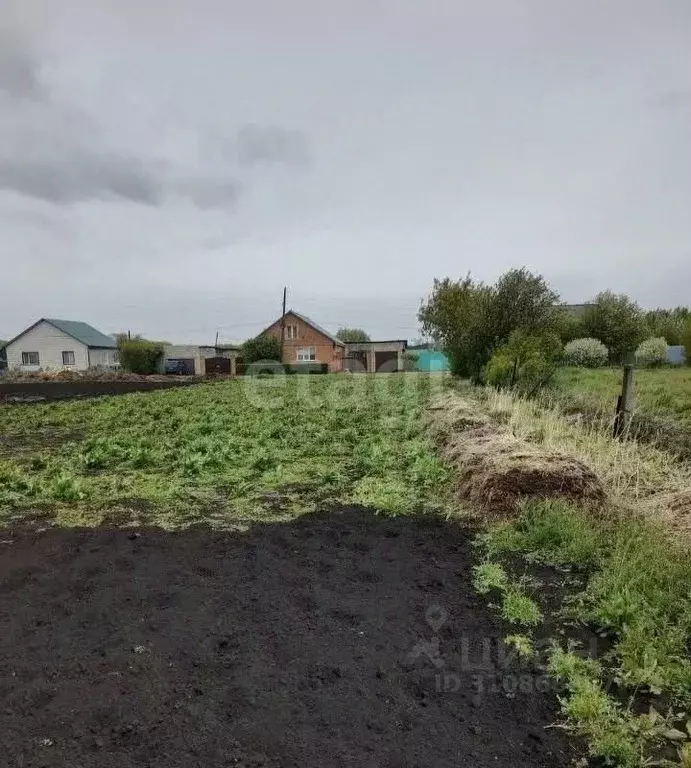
[3,318,119,371]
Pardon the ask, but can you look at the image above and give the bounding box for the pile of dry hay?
[428,391,605,516]
[655,489,691,536]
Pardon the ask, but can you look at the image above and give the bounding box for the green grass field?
[0,375,449,528]
[553,367,691,425]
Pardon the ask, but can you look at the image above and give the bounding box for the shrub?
[242,334,282,364]
[485,330,562,390]
[117,338,164,374]
[563,338,609,368]
[635,337,668,368]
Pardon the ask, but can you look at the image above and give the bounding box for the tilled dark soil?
[0,379,196,404]
[0,508,578,767]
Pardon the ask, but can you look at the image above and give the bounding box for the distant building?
[3,319,119,372]
[562,304,592,316]
[667,345,687,365]
[262,310,407,372]
[414,349,450,372]
[342,339,407,373]
[160,344,240,375]
[263,310,346,371]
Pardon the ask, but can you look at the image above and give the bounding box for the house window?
[21,352,40,366]
[297,346,316,361]
[285,324,298,340]
[62,351,76,366]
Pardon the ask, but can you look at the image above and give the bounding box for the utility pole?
[279,286,287,362]
[215,330,219,348]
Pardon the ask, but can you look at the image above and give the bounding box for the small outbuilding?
[343,340,407,373]
[160,344,241,375]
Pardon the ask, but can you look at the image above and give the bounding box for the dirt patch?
[0,379,199,404]
[99,499,158,527]
[1,370,191,383]
[0,508,577,768]
[429,392,604,516]
[0,428,84,458]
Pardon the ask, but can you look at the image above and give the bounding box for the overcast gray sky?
[1,0,690,344]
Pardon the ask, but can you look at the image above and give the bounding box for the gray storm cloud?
[0,26,40,99]
[0,20,306,208]
[1,0,690,345]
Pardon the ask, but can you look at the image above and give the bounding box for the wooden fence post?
[613,361,635,438]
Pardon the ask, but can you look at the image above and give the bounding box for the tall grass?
[482,388,690,504]
[553,367,691,427]
[549,367,691,461]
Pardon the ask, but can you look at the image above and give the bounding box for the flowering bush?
[635,337,668,368]
[563,338,609,368]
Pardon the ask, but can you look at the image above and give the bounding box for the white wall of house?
[6,321,90,371]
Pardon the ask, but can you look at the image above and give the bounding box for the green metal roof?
[44,319,117,348]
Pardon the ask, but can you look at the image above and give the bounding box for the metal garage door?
[205,357,231,375]
[374,350,398,372]
[343,352,368,373]
[165,358,195,375]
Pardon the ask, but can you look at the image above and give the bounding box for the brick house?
[263,310,345,371]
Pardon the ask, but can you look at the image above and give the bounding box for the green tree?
[581,292,645,364]
[419,268,561,382]
[555,310,586,344]
[336,327,371,342]
[643,307,690,345]
[116,336,165,374]
[682,320,691,366]
[645,311,677,345]
[242,334,282,364]
[419,274,490,379]
[491,268,561,340]
[485,330,562,391]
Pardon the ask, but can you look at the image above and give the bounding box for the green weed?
[0,375,449,527]
[481,499,604,568]
[504,634,535,659]
[472,561,509,594]
[51,472,85,502]
[500,586,542,626]
[477,497,691,766]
